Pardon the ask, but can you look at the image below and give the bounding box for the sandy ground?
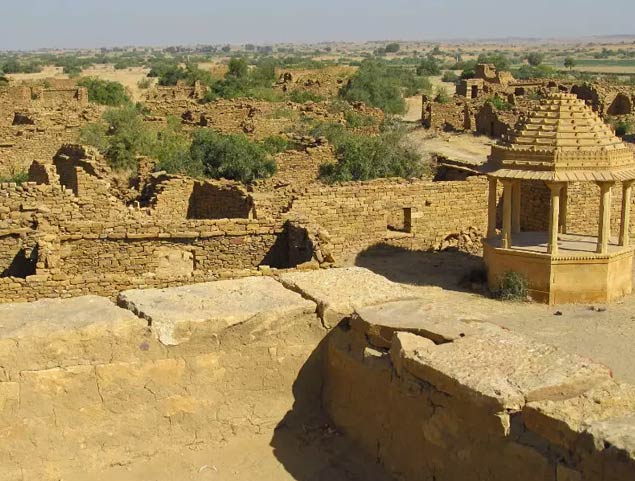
[72,418,394,481]
[81,65,152,101]
[355,246,635,384]
[407,130,492,165]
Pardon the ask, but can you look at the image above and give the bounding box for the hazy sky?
[2,0,634,51]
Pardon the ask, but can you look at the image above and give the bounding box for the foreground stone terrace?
[1,267,635,480]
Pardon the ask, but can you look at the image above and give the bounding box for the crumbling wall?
[324,315,635,481]
[285,176,489,261]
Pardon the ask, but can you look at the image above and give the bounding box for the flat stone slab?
[391,326,612,412]
[523,380,635,451]
[0,296,149,377]
[279,267,418,327]
[352,299,483,347]
[119,276,317,346]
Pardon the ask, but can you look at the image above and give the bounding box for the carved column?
[501,180,513,249]
[512,181,521,234]
[558,183,568,234]
[619,180,633,247]
[547,183,563,255]
[487,177,498,238]
[597,182,614,254]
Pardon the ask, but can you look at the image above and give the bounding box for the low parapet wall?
[324,301,635,481]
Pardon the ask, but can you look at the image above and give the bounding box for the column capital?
[545,181,566,193]
[595,180,615,190]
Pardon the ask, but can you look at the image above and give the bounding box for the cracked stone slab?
[352,299,483,348]
[279,267,419,327]
[391,326,612,412]
[0,296,150,378]
[523,380,635,452]
[118,276,317,346]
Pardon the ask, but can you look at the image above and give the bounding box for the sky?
[1,0,634,51]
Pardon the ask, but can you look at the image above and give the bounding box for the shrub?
[496,271,528,301]
[487,95,513,111]
[289,90,324,103]
[441,71,460,83]
[339,59,407,114]
[80,105,154,171]
[416,57,441,76]
[227,58,248,79]
[137,78,152,89]
[190,130,276,183]
[435,88,451,104]
[344,110,377,128]
[77,78,129,106]
[0,168,28,185]
[318,126,424,183]
[614,120,633,137]
[526,52,545,67]
[154,116,202,177]
[476,53,510,71]
[384,43,401,54]
[262,135,289,154]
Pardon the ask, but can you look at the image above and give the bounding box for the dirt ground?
[355,245,635,385]
[71,417,395,481]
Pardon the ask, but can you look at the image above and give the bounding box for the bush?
[289,90,324,103]
[154,116,202,177]
[441,71,460,83]
[262,135,289,154]
[80,105,154,171]
[190,130,276,183]
[435,88,451,104]
[477,53,510,71]
[344,110,378,128]
[487,95,513,111]
[0,168,28,185]
[137,78,152,89]
[416,57,441,76]
[77,78,129,106]
[526,52,545,66]
[384,43,401,54]
[496,271,528,301]
[318,126,424,183]
[614,120,633,137]
[339,59,407,114]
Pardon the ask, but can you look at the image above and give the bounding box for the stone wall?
[324,310,635,481]
[0,278,325,480]
[285,176,490,261]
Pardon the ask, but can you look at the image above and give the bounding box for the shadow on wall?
[270,333,396,481]
[354,243,485,293]
[186,182,254,220]
[1,248,37,278]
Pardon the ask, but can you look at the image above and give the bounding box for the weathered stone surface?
[279,267,418,327]
[0,295,152,377]
[524,380,635,451]
[353,299,481,347]
[391,325,612,411]
[119,276,316,345]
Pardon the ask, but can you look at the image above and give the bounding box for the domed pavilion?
[484,92,635,304]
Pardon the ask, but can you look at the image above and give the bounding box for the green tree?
[384,43,401,54]
[227,58,248,79]
[80,105,154,171]
[339,59,406,114]
[564,57,576,71]
[526,52,545,67]
[477,53,510,71]
[318,125,425,183]
[416,57,441,76]
[77,78,130,106]
[190,130,276,183]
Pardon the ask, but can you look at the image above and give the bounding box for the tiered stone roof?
[487,93,635,181]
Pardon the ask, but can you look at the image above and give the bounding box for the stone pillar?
[487,177,498,238]
[558,183,568,234]
[512,181,521,234]
[501,180,513,249]
[597,182,614,254]
[619,180,633,247]
[547,183,562,255]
